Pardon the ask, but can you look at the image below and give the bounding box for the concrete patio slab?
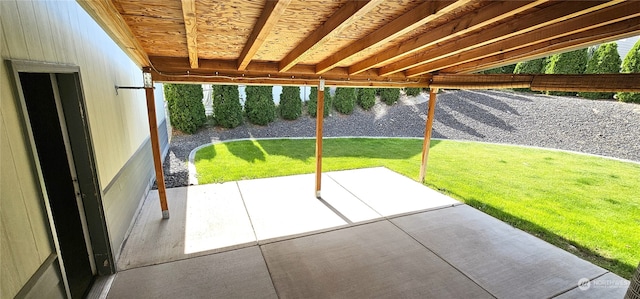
[111,167,629,298]
[392,205,609,298]
[117,183,255,270]
[108,246,277,299]
[327,167,459,217]
[554,272,630,299]
[237,174,348,241]
[261,220,493,299]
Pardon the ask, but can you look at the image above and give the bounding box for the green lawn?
[194,138,640,279]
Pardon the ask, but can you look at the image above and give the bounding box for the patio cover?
[76,0,640,216]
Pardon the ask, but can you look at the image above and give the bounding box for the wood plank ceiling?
[79,0,640,88]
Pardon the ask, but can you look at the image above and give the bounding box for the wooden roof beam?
[149,56,431,87]
[278,0,384,72]
[181,0,198,69]
[406,2,640,77]
[315,0,474,74]
[379,0,621,76]
[348,0,549,75]
[77,0,149,67]
[444,17,640,74]
[429,74,640,91]
[237,0,292,71]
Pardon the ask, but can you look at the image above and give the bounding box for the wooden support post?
[315,80,325,198]
[144,72,170,219]
[419,88,438,183]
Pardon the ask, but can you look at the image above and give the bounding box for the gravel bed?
[160,89,640,188]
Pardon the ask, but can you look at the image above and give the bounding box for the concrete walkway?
[110,167,628,298]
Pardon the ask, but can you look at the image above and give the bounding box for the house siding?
[0,1,167,298]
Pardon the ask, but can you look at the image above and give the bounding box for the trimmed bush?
[279,86,302,120]
[544,49,588,96]
[308,87,332,117]
[405,87,422,97]
[333,87,357,115]
[244,86,276,125]
[579,43,621,100]
[212,85,243,128]
[379,88,400,105]
[163,83,205,134]
[513,58,547,92]
[617,40,640,103]
[357,88,376,110]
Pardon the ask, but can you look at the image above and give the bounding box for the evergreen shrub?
[245,86,276,125]
[405,87,422,97]
[357,88,376,110]
[333,87,357,114]
[308,87,332,117]
[544,49,588,96]
[379,88,400,105]
[579,43,621,100]
[279,86,302,120]
[617,40,640,103]
[212,85,243,128]
[163,83,205,134]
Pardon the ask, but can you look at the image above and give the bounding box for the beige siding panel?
[0,120,42,296]
[1,223,24,299]
[0,58,54,263]
[0,1,29,59]
[14,1,45,60]
[1,2,161,295]
[32,1,62,63]
[29,1,58,63]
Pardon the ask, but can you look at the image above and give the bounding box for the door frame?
[8,60,115,296]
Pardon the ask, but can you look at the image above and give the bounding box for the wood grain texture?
[77,0,150,66]
[279,0,383,72]
[407,1,640,76]
[181,0,199,68]
[348,0,548,75]
[381,0,619,76]
[446,17,640,74]
[238,0,292,70]
[315,0,474,74]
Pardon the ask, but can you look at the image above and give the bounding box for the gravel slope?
[161,89,640,188]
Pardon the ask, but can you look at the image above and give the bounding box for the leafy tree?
[544,49,588,96]
[212,85,243,128]
[579,43,621,100]
[279,86,302,120]
[513,58,547,92]
[245,86,276,125]
[163,83,205,134]
[405,87,422,97]
[617,40,640,103]
[379,88,400,105]
[357,88,376,110]
[333,87,357,114]
[308,87,332,117]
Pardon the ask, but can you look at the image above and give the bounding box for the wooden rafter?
[181,0,198,69]
[76,0,149,67]
[237,0,292,71]
[348,0,549,75]
[407,2,640,77]
[278,0,384,72]
[445,17,640,74]
[379,0,620,76]
[314,0,474,74]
